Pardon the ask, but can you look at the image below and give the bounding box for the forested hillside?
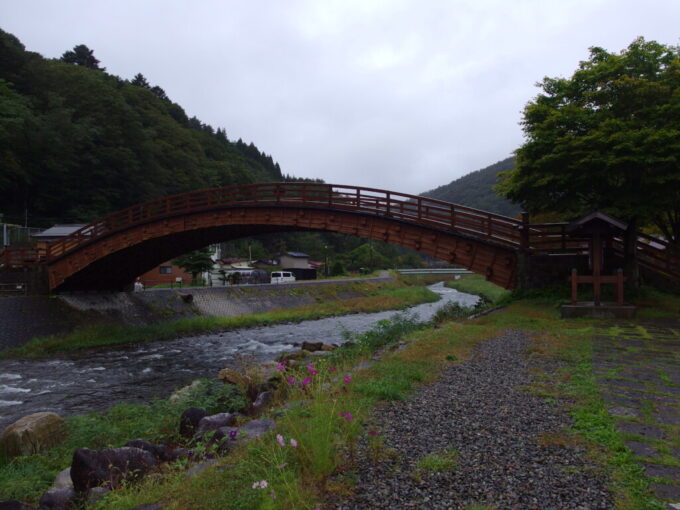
[421,157,521,217]
[0,30,285,226]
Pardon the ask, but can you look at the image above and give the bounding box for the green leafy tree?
[499,38,680,280]
[60,44,105,70]
[174,247,215,284]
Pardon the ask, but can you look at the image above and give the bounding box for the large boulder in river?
[70,447,157,492]
[0,412,66,457]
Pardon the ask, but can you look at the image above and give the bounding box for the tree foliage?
[174,247,215,282]
[60,44,105,70]
[499,37,680,242]
[0,29,284,225]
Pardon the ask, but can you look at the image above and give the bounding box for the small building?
[138,262,192,288]
[279,251,311,269]
[32,224,87,257]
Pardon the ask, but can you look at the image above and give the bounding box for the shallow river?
[0,283,477,429]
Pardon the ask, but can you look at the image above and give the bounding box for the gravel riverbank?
[330,330,613,509]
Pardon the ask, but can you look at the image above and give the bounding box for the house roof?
[32,224,87,239]
[284,251,310,258]
[567,212,628,235]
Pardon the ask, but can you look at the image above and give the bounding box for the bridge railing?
[0,247,41,267]
[44,183,524,261]
[20,181,680,284]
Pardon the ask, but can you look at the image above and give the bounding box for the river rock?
[85,487,109,505]
[250,391,273,416]
[0,412,66,457]
[0,501,35,510]
[301,341,324,352]
[128,504,165,510]
[238,419,276,439]
[70,447,157,492]
[37,487,76,509]
[52,468,72,488]
[277,350,311,362]
[195,413,237,438]
[185,458,219,478]
[125,439,172,462]
[179,407,208,438]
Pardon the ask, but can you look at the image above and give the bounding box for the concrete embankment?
[0,277,392,350]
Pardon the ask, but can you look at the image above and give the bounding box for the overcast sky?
[2,1,679,195]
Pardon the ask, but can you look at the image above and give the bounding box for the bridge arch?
[42,183,523,291]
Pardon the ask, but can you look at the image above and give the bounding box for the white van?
[270,271,296,284]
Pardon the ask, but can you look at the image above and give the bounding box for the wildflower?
[270,489,277,500]
[340,411,353,422]
[306,364,318,376]
[287,376,296,385]
[277,463,288,469]
[252,480,268,489]
[229,429,238,440]
[277,361,286,371]
[290,438,298,447]
[329,366,337,372]
[343,375,351,384]
[276,434,285,446]
[302,377,312,386]
[369,429,378,436]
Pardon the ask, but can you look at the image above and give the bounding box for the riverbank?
[2,281,677,509]
[0,279,435,359]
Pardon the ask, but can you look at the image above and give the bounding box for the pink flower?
[276,361,286,371]
[302,377,311,386]
[276,434,285,446]
[252,479,268,489]
[277,462,288,469]
[329,366,337,372]
[369,429,378,436]
[287,376,296,385]
[290,438,298,447]
[306,364,318,376]
[343,375,351,384]
[340,411,352,422]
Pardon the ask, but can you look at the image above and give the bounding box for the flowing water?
[0,283,477,429]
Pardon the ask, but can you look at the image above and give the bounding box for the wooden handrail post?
[571,268,578,304]
[520,212,529,252]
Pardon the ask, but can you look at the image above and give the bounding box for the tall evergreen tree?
[60,44,105,70]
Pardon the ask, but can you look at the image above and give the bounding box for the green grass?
[444,274,512,305]
[0,379,247,505]
[0,282,439,359]
[415,448,458,473]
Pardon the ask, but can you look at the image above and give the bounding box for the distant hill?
[0,30,286,226]
[421,157,521,217]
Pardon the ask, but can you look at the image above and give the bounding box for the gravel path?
[330,330,613,509]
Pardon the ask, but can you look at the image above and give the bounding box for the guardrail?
[0,282,28,295]
[396,268,474,275]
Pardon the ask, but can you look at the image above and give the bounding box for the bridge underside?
[48,206,518,292]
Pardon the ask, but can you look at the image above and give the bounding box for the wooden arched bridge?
[1,183,679,292]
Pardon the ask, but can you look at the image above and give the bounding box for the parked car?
[270,271,296,284]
